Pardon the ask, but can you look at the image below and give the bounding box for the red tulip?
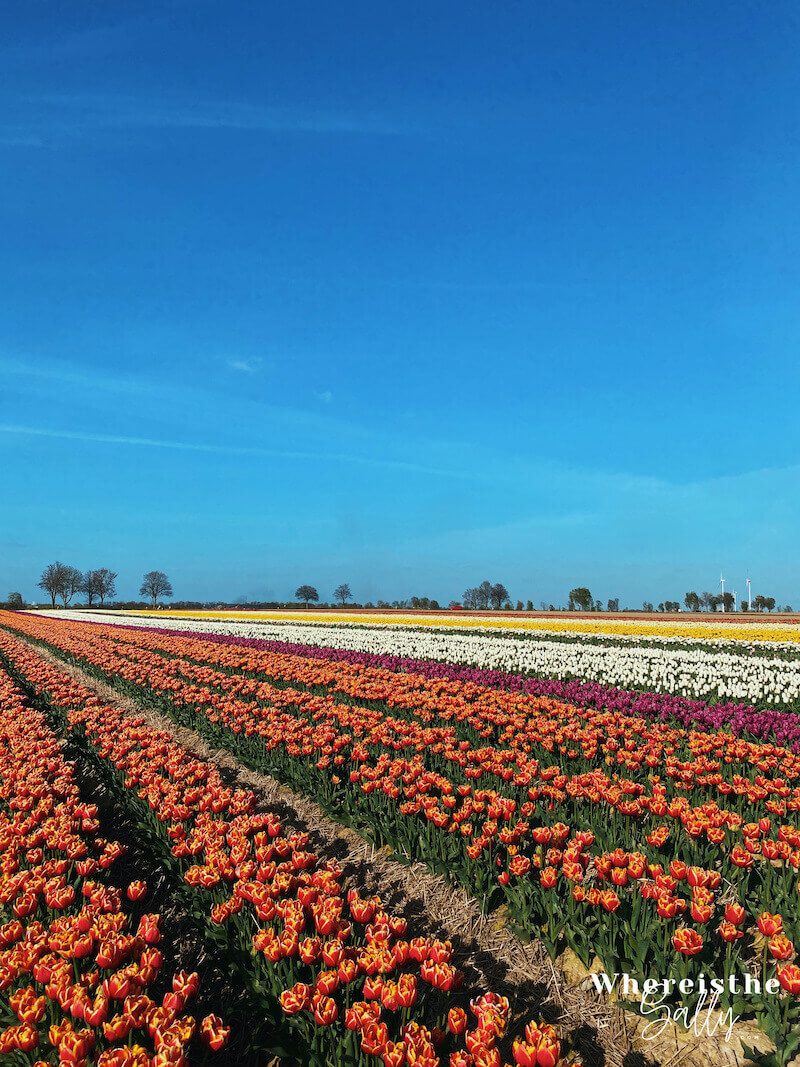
[312,995,338,1026]
[719,921,744,943]
[778,964,800,995]
[757,913,784,938]
[448,1007,468,1035]
[724,902,746,926]
[201,1013,230,1051]
[769,935,795,961]
[673,928,703,956]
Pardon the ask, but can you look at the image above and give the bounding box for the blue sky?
[2,2,800,606]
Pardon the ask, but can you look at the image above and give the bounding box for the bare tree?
[38,561,68,607]
[59,566,84,607]
[477,580,493,610]
[462,587,479,609]
[490,582,509,610]
[83,570,101,607]
[140,571,173,608]
[295,585,319,607]
[333,583,352,606]
[39,561,82,607]
[82,568,117,606]
[7,592,23,610]
[95,568,117,606]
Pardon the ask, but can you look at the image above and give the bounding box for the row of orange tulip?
[0,621,568,1067]
[0,647,229,1066]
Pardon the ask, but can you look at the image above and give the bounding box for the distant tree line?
[462,580,511,610]
[12,565,794,616]
[747,596,782,612]
[34,562,173,609]
[292,582,541,613]
[564,587,789,614]
[37,562,118,607]
[293,584,362,607]
[293,585,445,610]
[377,597,445,609]
[683,590,780,613]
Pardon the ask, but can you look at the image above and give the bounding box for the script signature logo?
[640,988,738,1043]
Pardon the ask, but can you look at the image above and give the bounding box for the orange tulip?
[673,928,703,956]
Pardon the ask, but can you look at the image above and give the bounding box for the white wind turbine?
[746,577,752,611]
[719,573,726,612]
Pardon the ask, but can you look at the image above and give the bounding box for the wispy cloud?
[0,354,347,439]
[1,93,414,149]
[0,423,476,481]
[7,356,800,495]
[0,423,254,456]
[1,355,149,396]
[226,357,262,374]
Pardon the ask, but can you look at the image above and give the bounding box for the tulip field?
[4,611,800,1064]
